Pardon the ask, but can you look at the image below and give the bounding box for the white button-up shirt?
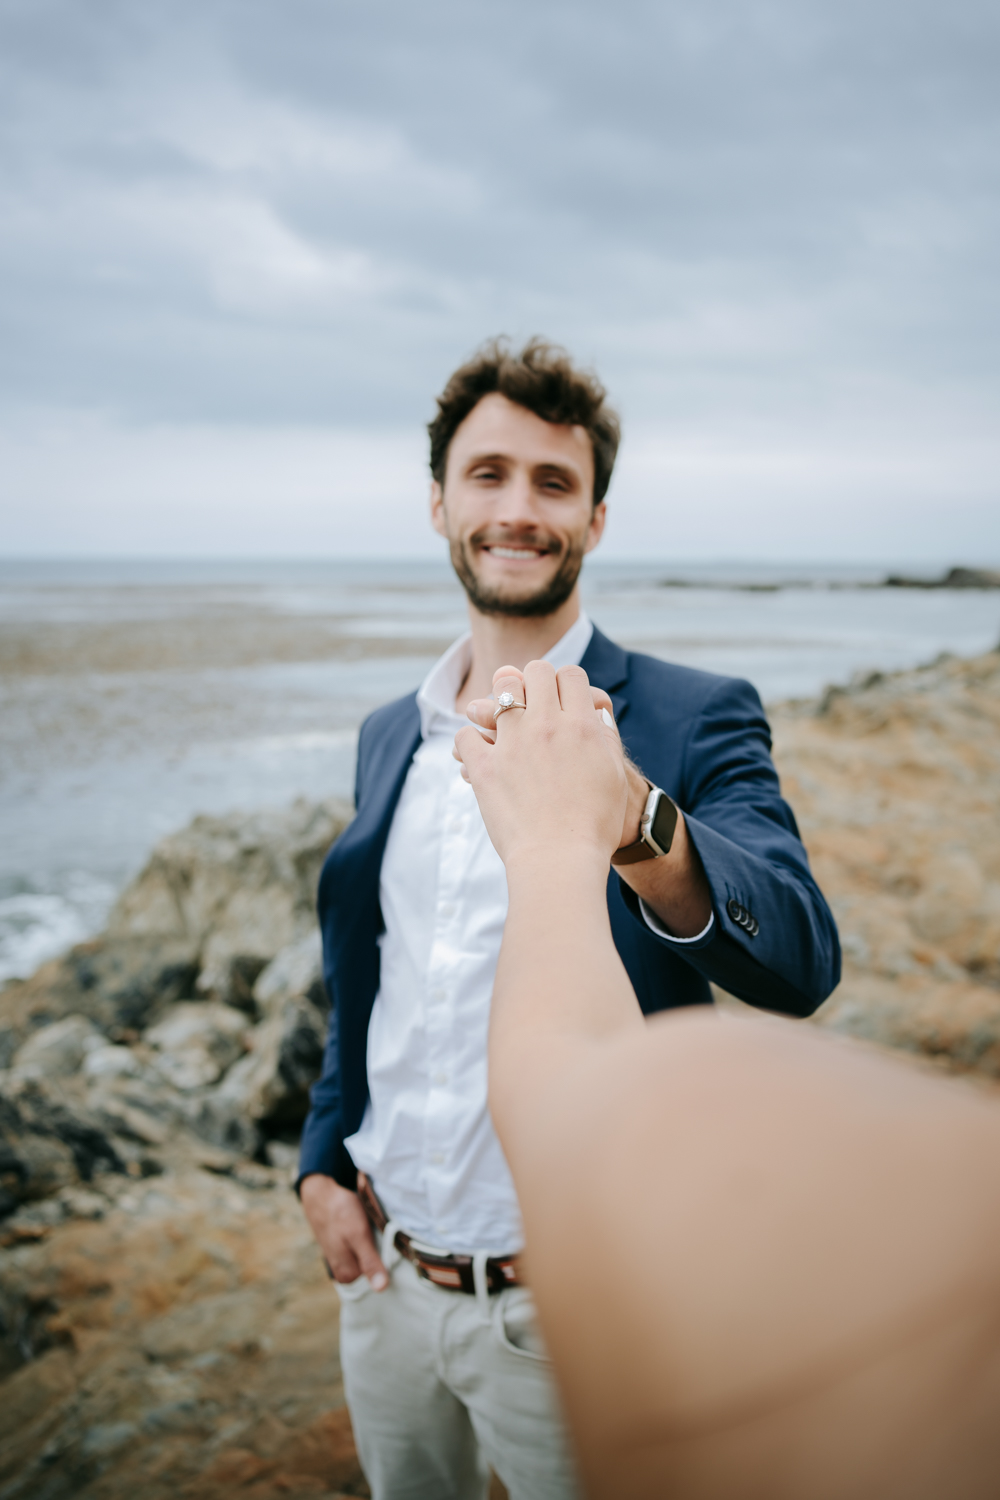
[344,613,595,1254]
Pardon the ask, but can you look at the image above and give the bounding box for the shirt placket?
[422,757,473,1244]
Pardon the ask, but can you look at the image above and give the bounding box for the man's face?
[430,393,606,618]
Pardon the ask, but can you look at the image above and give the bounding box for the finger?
[521,658,560,713]
[453,732,493,770]
[328,1246,362,1283]
[352,1225,390,1291]
[465,696,498,731]
[555,663,597,717]
[491,664,525,691]
[454,724,492,780]
[590,687,622,746]
[491,665,527,730]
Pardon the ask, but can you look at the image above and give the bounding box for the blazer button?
[727,898,743,923]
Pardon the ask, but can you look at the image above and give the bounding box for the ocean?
[2,556,998,984]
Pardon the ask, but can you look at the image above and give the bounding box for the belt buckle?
[407,1240,474,1294]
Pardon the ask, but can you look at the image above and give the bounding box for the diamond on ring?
[493,690,527,722]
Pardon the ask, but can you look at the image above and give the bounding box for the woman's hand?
[453,660,628,871]
[461,676,617,745]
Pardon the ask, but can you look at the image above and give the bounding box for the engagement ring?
[493,691,527,722]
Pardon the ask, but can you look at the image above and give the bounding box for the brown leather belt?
[357,1172,524,1295]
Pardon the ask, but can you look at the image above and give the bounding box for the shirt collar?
[416,611,595,739]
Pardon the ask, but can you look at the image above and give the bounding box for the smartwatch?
[611,783,678,866]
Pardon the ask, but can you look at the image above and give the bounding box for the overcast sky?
[1,0,998,562]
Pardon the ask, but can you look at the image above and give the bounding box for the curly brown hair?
[428,337,621,507]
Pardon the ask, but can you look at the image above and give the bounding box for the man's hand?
[299,1174,389,1290]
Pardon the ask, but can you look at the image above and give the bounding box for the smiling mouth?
[481,544,553,561]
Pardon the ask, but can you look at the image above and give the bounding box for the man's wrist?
[299,1171,340,1201]
[619,762,651,848]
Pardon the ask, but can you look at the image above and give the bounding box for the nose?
[492,468,540,529]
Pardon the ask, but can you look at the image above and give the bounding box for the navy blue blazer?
[299,625,841,1188]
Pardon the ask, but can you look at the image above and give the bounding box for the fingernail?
[372,1272,388,1291]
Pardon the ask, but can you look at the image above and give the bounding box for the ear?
[430,479,448,538]
[584,500,607,554]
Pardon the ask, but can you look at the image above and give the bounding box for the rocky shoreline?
[2,646,999,1498]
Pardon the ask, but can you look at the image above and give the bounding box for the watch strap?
[611,785,677,867]
[611,838,661,866]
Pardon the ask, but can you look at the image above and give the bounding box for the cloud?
[0,0,997,556]
[0,411,431,555]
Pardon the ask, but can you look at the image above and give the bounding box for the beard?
[448,529,587,619]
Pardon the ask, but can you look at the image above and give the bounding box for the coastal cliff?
[1,647,998,1499]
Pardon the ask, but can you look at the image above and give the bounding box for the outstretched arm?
[455,661,1000,1500]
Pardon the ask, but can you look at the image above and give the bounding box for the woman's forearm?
[488,851,643,1164]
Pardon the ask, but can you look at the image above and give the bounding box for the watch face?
[648,792,678,855]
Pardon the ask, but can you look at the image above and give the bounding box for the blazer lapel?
[355,695,423,853]
[329,693,423,930]
[580,624,631,726]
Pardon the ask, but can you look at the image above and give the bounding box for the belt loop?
[472,1251,492,1324]
[380,1220,401,1274]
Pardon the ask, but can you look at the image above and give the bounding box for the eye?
[471,465,502,482]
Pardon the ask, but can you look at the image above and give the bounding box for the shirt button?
[447,819,463,834]
[431,987,446,1003]
[433,1071,448,1086]
[429,1152,445,1165]
[439,902,456,919]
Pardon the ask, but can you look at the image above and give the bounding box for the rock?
[0,1165,366,1497]
[884,566,1000,589]
[942,566,1000,589]
[58,1186,108,1221]
[0,1079,125,1217]
[10,1016,105,1079]
[145,1004,250,1092]
[107,798,352,1003]
[83,1044,143,1080]
[263,1140,300,1172]
[81,1421,139,1458]
[0,936,200,1049]
[0,800,351,1225]
[91,1093,171,1148]
[181,1096,261,1160]
[252,932,326,1018]
[214,999,325,1132]
[200,954,268,1013]
[771,648,1000,1074]
[141,1287,275,1362]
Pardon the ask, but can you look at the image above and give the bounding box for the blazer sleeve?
[295,724,368,1192]
[619,676,840,1017]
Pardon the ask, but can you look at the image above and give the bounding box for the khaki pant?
[336,1236,580,1500]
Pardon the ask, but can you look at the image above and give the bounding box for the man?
[297,338,841,1500]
